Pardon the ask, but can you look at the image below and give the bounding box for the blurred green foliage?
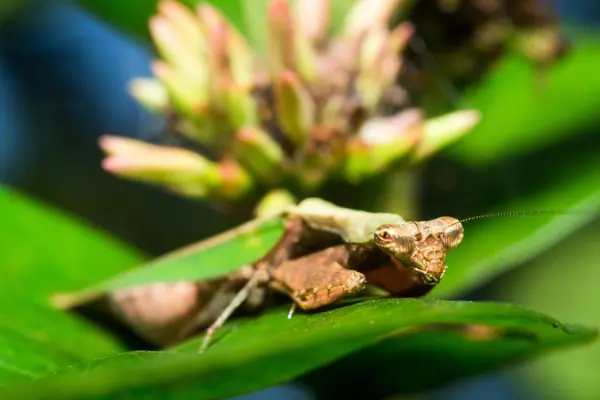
[1,0,600,399]
[454,37,600,166]
[0,0,31,21]
[496,220,600,400]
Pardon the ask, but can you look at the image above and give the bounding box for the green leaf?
[0,299,594,399]
[451,34,600,166]
[54,215,284,307]
[0,186,144,299]
[0,324,77,384]
[0,293,126,374]
[0,293,128,385]
[432,151,600,299]
[0,186,144,383]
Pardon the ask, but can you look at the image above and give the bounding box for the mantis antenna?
[458,210,588,224]
[443,209,594,231]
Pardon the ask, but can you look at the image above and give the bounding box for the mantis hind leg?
[198,268,270,353]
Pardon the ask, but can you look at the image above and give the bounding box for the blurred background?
[1,0,600,399]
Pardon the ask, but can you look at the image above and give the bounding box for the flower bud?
[344,0,404,38]
[99,135,222,198]
[413,110,481,161]
[235,127,284,184]
[254,189,296,218]
[128,78,169,113]
[157,0,205,53]
[344,109,422,182]
[295,0,330,46]
[274,70,316,146]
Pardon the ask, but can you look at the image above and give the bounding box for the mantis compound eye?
[373,224,415,256]
[441,218,464,250]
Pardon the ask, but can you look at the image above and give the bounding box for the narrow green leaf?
[54,215,284,307]
[0,299,594,399]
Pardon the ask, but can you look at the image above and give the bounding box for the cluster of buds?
[100,0,484,205]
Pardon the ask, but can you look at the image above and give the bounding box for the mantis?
[104,198,465,352]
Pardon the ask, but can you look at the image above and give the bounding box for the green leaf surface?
[0,186,141,369]
[0,186,144,299]
[0,293,126,373]
[0,299,594,399]
[0,324,76,384]
[451,35,600,165]
[54,215,284,307]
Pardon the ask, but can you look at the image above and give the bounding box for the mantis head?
[373,217,464,285]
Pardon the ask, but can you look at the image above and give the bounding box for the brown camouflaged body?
[105,214,461,345]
